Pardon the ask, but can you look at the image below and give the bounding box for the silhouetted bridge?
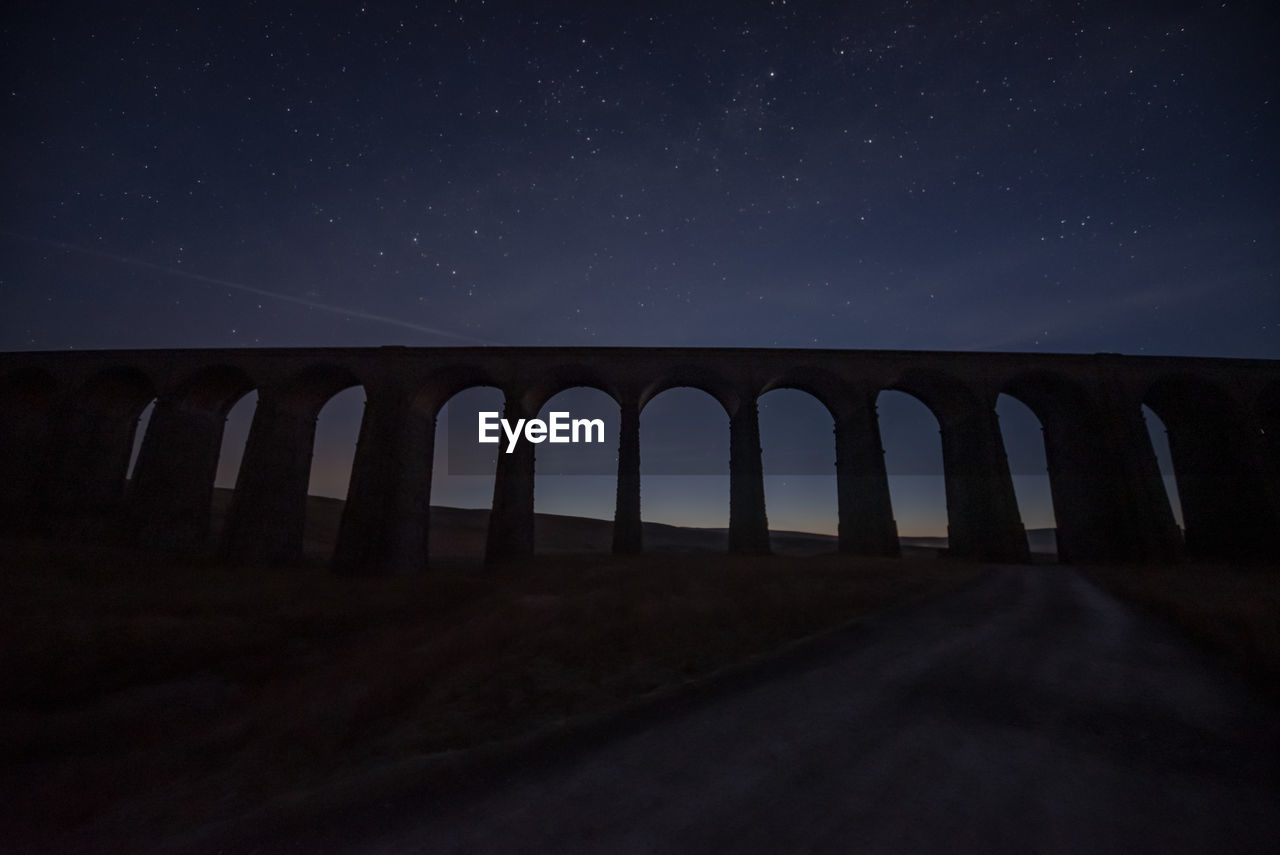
[2,347,1277,571]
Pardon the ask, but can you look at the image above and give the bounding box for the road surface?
[233,566,1280,854]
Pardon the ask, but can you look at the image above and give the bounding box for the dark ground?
[218,565,1280,855]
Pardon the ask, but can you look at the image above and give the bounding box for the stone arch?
[333,371,508,576]
[306,386,367,558]
[1002,370,1102,430]
[275,362,365,418]
[759,369,879,552]
[993,393,1055,555]
[531,384,621,554]
[0,367,60,525]
[430,382,508,482]
[1257,381,1280,523]
[171,364,257,414]
[757,384,839,549]
[77,365,157,418]
[517,366,624,555]
[1144,374,1273,561]
[638,366,752,551]
[759,365,850,422]
[4,346,1271,570]
[179,365,262,538]
[888,366,983,428]
[417,364,506,418]
[427,381,507,566]
[412,367,511,549]
[222,363,365,566]
[1141,404,1184,529]
[0,365,59,410]
[521,363,621,414]
[44,366,157,523]
[638,383,734,549]
[880,368,1027,562]
[127,364,258,551]
[999,371,1117,563]
[302,367,372,565]
[1259,380,1280,437]
[1145,373,1248,427]
[640,364,738,416]
[874,387,949,547]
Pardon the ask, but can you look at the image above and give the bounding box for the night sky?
[2,1,1277,540]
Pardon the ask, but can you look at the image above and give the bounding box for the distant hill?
[209,489,1058,561]
[901,528,1058,556]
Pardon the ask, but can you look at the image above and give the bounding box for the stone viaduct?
[1,346,1277,572]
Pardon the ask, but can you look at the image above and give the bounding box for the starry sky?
[2,0,1277,540]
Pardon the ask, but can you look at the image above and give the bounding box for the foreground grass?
[0,537,978,849]
[1084,562,1280,702]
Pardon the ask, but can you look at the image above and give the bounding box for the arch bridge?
[1,346,1276,572]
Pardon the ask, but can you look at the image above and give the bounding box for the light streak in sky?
[1,231,502,346]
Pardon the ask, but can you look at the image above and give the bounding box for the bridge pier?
[222,392,316,566]
[332,384,435,576]
[1103,404,1185,563]
[0,374,56,530]
[40,393,150,539]
[485,397,537,564]
[1258,389,1280,542]
[729,398,770,554]
[128,398,226,551]
[834,396,899,556]
[612,395,642,553]
[1040,414,1116,564]
[940,405,1029,563]
[1162,410,1274,563]
[1250,406,1280,564]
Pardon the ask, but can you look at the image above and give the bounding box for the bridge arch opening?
[53,366,156,528]
[1260,382,1280,520]
[305,385,366,564]
[1143,375,1270,561]
[219,363,363,567]
[758,387,837,552]
[125,399,157,485]
[430,385,505,566]
[117,365,260,552]
[880,368,1032,563]
[211,390,259,543]
[1141,404,1185,537]
[875,389,948,553]
[531,385,620,555]
[995,393,1057,559]
[0,368,59,525]
[1260,381,1280,449]
[999,371,1139,564]
[640,387,730,549]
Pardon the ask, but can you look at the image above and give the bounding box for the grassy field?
[9,500,1276,852]
[0,532,981,849]
[1083,561,1280,703]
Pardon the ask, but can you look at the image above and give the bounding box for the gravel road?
[235,565,1280,854]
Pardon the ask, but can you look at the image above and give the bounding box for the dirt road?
[233,566,1280,854]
